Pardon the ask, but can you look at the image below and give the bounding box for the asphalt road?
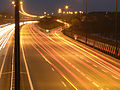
[0,24,14,90]
[20,23,120,90]
[0,22,120,90]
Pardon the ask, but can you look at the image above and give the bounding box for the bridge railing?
[62,30,120,59]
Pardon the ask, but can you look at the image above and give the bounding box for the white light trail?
[0,21,38,50]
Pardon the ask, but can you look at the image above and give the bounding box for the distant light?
[63,11,65,14]
[68,12,73,14]
[79,11,83,14]
[12,1,15,5]
[20,1,23,5]
[44,12,47,15]
[58,8,62,14]
[46,30,50,33]
[69,11,73,14]
[74,11,78,14]
[65,5,69,9]
[52,13,54,15]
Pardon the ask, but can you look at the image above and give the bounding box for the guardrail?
[62,31,120,59]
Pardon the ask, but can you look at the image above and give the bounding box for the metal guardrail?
[63,31,120,59]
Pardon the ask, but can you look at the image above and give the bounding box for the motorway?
[20,23,120,90]
[0,24,14,90]
[0,22,120,90]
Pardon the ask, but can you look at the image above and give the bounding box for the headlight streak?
[51,30,120,87]
[27,25,81,89]
[54,32,120,77]
[0,21,38,51]
[21,35,34,90]
[0,25,14,50]
[31,25,120,89]
[31,24,120,89]
[29,24,100,89]
[21,24,78,90]
[0,23,11,28]
[32,45,78,90]
[53,33,120,78]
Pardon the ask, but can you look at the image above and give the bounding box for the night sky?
[0,0,120,15]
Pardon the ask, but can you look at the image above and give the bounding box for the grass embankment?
[38,17,64,31]
[59,12,120,45]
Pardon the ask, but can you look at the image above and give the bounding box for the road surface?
[0,24,14,90]
[20,23,120,90]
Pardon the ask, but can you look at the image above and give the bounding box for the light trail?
[21,37,34,90]
[31,25,114,89]
[53,30,120,73]
[19,4,44,18]
[31,42,78,90]
[21,23,78,90]
[0,21,38,51]
[29,24,99,89]
[20,5,37,18]
[19,23,120,89]
[49,29,120,87]
[0,40,10,79]
[31,23,120,89]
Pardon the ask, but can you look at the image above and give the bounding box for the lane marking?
[86,77,92,82]
[32,45,78,90]
[10,43,14,90]
[102,69,107,73]
[51,68,55,71]
[92,82,99,87]
[112,75,119,80]
[93,65,97,68]
[21,35,34,90]
[0,40,10,79]
[86,60,90,63]
[54,32,120,76]
[61,81,67,87]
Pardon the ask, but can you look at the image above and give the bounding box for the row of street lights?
[58,5,84,15]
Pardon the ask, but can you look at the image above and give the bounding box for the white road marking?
[112,75,119,80]
[10,44,14,90]
[51,68,55,71]
[86,60,90,63]
[86,77,92,81]
[0,42,9,79]
[61,81,67,87]
[92,82,99,87]
[93,64,97,67]
[21,38,34,90]
[102,69,107,73]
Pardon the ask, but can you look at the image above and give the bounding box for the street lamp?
[74,11,78,14]
[12,1,15,5]
[65,5,69,10]
[58,8,62,14]
[20,1,23,5]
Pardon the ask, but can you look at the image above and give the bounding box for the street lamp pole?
[115,0,118,56]
[15,0,20,89]
[85,0,87,14]
[85,0,88,44]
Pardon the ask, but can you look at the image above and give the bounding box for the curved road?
[20,23,120,90]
